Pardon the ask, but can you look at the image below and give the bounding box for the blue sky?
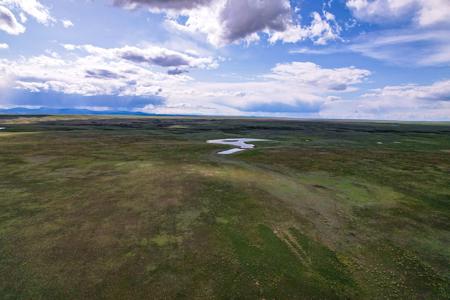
[0,0,449,120]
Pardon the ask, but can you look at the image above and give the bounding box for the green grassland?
[0,115,449,299]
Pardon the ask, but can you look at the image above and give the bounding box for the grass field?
[0,115,449,299]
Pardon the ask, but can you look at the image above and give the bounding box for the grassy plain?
[0,115,449,299]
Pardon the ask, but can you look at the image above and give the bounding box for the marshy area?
[0,115,449,299]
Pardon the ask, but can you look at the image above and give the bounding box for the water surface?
[207,138,268,155]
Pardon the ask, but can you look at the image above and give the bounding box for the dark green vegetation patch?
[0,116,449,299]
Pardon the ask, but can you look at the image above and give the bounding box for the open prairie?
[0,116,449,299]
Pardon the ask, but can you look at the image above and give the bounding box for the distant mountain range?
[0,107,153,116]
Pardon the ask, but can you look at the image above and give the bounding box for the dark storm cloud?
[219,0,291,43]
[114,0,294,46]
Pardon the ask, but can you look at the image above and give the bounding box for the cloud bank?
[64,44,217,70]
[322,80,450,120]
[0,42,372,115]
[1,43,448,119]
[0,44,195,107]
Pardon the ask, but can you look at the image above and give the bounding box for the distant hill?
[0,107,153,116]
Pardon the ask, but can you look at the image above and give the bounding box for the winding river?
[207,138,268,155]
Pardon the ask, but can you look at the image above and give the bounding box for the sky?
[0,0,450,120]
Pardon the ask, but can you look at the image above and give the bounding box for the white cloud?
[265,62,370,91]
[0,5,25,34]
[269,11,341,45]
[363,80,450,102]
[321,80,450,120]
[0,51,177,108]
[0,0,54,25]
[62,19,74,28]
[346,0,450,27]
[18,10,25,22]
[118,0,342,47]
[308,11,342,45]
[0,42,9,49]
[0,0,57,35]
[64,44,218,69]
[267,24,308,44]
